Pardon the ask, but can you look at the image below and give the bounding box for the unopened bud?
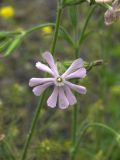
[87,0,113,4]
[96,0,112,3]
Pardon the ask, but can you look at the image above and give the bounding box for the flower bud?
[104,0,120,25]
[87,0,113,4]
[96,0,112,2]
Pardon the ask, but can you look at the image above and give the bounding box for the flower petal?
[29,78,54,87]
[32,82,53,96]
[62,58,84,78]
[65,81,87,94]
[104,10,113,25]
[42,51,59,76]
[58,87,69,109]
[64,86,77,106]
[112,0,119,9]
[36,62,54,76]
[65,68,86,80]
[47,86,58,108]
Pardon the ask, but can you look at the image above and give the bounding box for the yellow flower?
[42,26,52,34]
[110,85,120,95]
[0,6,14,18]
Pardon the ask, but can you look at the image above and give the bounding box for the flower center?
[54,76,64,86]
[56,77,63,83]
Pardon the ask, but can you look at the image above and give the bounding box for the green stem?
[71,122,119,160]
[72,103,78,146]
[77,5,96,56]
[78,6,96,45]
[71,81,79,160]
[3,140,16,160]
[50,3,63,54]
[64,0,85,7]
[71,6,96,160]
[21,93,45,160]
[71,8,79,155]
[21,1,63,160]
[103,140,116,160]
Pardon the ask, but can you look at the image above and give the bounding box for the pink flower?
[29,51,87,109]
[104,0,120,25]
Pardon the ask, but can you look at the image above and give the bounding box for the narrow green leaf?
[0,138,16,160]
[58,29,74,46]
[0,31,20,41]
[1,34,24,57]
[0,39,13,52]
[69,6,78,28]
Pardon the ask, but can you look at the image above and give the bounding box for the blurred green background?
[0,0,120,160]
